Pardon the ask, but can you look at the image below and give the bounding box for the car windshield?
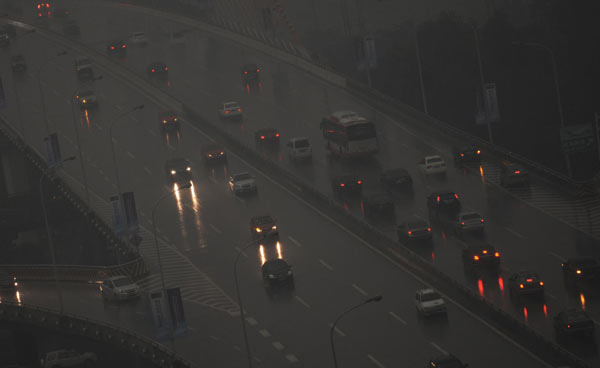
[294,139,310,148]
[225,103,239,109]
[253,216,273,225]
[407,221,427,229]
[421,292,441,302]
[79,90,93,96]
[168,159,189,168]
[113,277,134,287]
[462,213,481,220]
[234,173,252,181]
[133,32,145,38]
[439,193,457,201]
[346,122,376,140]
[428,157,443,163]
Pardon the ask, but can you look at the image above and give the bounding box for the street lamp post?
[70,76,103,206]
[471,23,494,145]
[39,155,76,314]
[412,21,428,115]
[10,29,36,139]
[330,295,383,368]
[233,239,262,368]
[512,41,571,177]
[108,104,144,233]
[38,50,67,134]
[151,183,192,343]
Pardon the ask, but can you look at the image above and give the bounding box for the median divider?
[0,301,191,368]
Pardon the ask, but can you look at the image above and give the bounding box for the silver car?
[218,101,243,120]
[100,276,140,301]
[453,211,485,236]
[229,172,257,194]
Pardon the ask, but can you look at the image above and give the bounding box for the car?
[363,192,394,218]
[75,90,97,108]
[0,32,9,47]
[500,161,529,187]
[250,215,279,239]
[426,191,461,219]
[75,56,93,79]
[262,258,294,291]
[508,270,544,298]
[106,40,127,55]
[129,31,147,46]
[201,143,227,164]
[40,349,97,368]
[561,257,600,282]
[62,20,80,37]
[241,63,260,85]
[158,110,179,130]
[0,271,17,290]
[450,211,485,237]
[217,101,243,120]
[453,145,481,166]
[415,288,446,316]
[100,275,140,301]
[36,2,51,17]
[429,354,468,368]
[165,158,192,183]
[419,155,447,176]
[380,168,412,193]
[147,62,168,77]
[229,172,257,194]
[254,128,280,145]
[53,7,70,18]
[10,55,26,73]
[462,243,501,270]
[554,308,595,338]
[286,137,312,161]
[397,218,432,243]
[331,174,363,196]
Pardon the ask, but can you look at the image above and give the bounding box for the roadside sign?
[149,291,170,340]
[363,36,377,69]
[484,83,500,123]
[166,288,188,337]
[560,124,595,153]
[122,191,139,236]
[43,133,62,171]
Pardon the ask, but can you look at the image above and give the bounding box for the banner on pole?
[166,287,188,337]
[43,133,62,171]
[149,291,170,340]
[122,191,139,236]
[109,194,126,236]
[484,83,500,123]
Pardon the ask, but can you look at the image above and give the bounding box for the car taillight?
[225,110,229,114]
[164,67,168,71]
[539,281,544,286]
[460,153,464,157]
[238,108,242,111]
[519,284,524,289]
[567,324,571,329]
[408,231,412,235]
[454,193,459,199]
[122,44,127,48]
[427,227,431,232]
[151,69,155,72]
[460,222,465,226]
[357,180,362,185]
[340,183,345,187]
[526,278,533,283]
[514,170,521,174]
[576,269,582,274]
[260,136,265,140]
[480,218,484,223]
[436,195,440,202]
[244,71,248,74]
[275,133,280,137]
[256,68,260,72]
[494,252,500,257]
[110,46,115,50]
[473,255,480,261]
[482,250,488,254]
[477,150,481,154]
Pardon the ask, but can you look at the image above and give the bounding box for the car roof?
[290,136,309,142]
[232,172,252,179]
[243,63,258,69]
[256,127,277,133]
[429,191,457,197]
[262,258,290,271]
[465,243,497,251]
[166,158,190,166]
[406,219,428,228]
[159,110,176,116]
[79,90,94,95]
[366,192,393,203]
[224,101,239,106]
[333,173,359,181]
[251,215,274,223]
[202,143,223,151]
[459,211,481,217]
[425,155,443,160]
[418,288,437,294]
[382,168,409,177]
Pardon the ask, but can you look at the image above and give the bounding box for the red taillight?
[110,46,115,50]
[494,251,500,257]
[427,227,431,232]
[275,133,280,137]
[151,69,155,73]
[37,4,41,8]
[340,183,345,187]
[514,170,521,174]
[244,71,248,74]
[473,255,480,261]
[165,67,168,71]
[256,68,260,72]
[238,108,242,112]
[122,44,127,48]
[260,135,265,140]
[357,180,362,185]
[460,221,465,226]
[408,231,412,235]
[482,250,488,254]
[46,3,50,7]
[460,153,464,157]
[224,110,229,114]
[454,193,459,199]
[476,150,481,154]
[567,324,571,329]
[436,195,440,202]
[526,278,533,283]
[480,218,484,223]
[539,281,544,286]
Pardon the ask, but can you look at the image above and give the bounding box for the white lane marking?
[389,312,407,325]
[235,196,246,204]
[126,151,135,159]
[115,104,123,111]
[294,295,311,308]
[167,143,176,151]
[52,89,60,96]
[234,246,248,258]
[367,354,386,368]
[430,342,448,355]
[287,235,302,247]
[143,166,152,175]
[352,284,368,296]
[130,115,139,122]
[245,317,258,326]
[209,223,222,234]
[548,252,566,262]
[177,119,552,367]
[148,129,158,136]
[318,259,334,271]
[272,341,284,351]
[328,323,346,337]
[209,335,220,341]
[258,329,271,338]
[505,227,525,239]
[285,354,299,363]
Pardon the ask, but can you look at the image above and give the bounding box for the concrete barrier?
[0,301,191,368]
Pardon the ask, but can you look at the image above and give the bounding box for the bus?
[319,111,378,157]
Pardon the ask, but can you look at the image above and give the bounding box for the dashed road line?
[143,166,152,175]
[505,227,525,239]
[367,354,386,368]
[318,259,334,271]
[167,143,176,151]
[149,129,158,136]
[548,252,566,262]
[130,115,139,122]
[115,104,123,111]
[52,89,60,96]
[258,329,271,338]
[352,283,368,296]
[209,223,222,234]
[294,295,311,308]
[126,151,135,159]
[272,341,284,351]
[245,317,258,326]
[285,354,299,363]
[287,235,302,247]
[234,246,248,258]
[389,311,407,325]
[430,342,448,355]
[328,323,346,337]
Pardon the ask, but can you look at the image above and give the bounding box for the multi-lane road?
[1,0,598,366]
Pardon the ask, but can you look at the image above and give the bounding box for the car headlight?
[174,118,178,121]
[208,154,213,158]
[272,225,277,230]
[268,274,276,279]
[163,120,167,123]
[186,167,191,171]
[255,227,262,233]
[82,99,87,103]
[170,170,176,175]
[220,151,224,155]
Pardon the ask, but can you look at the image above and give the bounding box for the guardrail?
[0,115,146,278]
[0,301,191,368]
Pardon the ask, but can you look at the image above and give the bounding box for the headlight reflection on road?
[259,245,266,266]
[16,291,22,306]
[276,241,283,259]
[580,293,586,310]
[84,109,91,129]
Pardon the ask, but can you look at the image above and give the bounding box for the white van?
[287,137,312,161]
